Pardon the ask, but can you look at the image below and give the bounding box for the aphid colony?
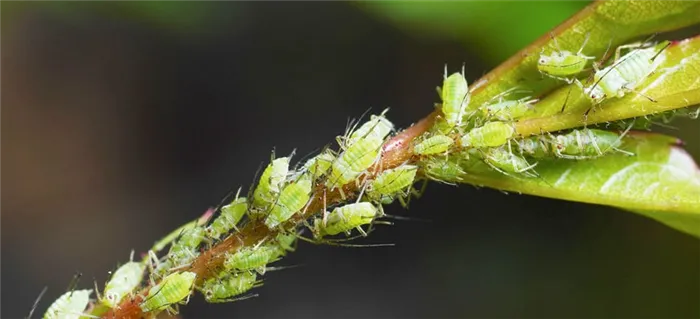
[39,110,426,318]
[415,36,670,180]
[37,36,669,318]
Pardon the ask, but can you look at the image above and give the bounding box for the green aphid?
[460,121,515,148]
[102,254,145,308]
[550,128,631,159]
[264,176,313,229]
[479,97,537,121]
[252,157,290,209]
[414,135,454,155]
[327,136,384,191]
[224,244,280,274]
[151,209,212,253]
[43,289,92,319]
[439,68,470,128]
[201,271,261,303]
[314,202,381,238]
[154,226,206,278]
[482,147,538,177]
[206,197,248,240]
[538,33,594,80]
[140,271,196,314]
[272,232,297,259]
[366,165,418,205]
[302,151,335,180]
[347,110,394,146]
[423,157,466,185]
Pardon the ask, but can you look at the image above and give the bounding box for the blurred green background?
[2,2,698,318]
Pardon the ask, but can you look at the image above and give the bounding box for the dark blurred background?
[2,2,699,318]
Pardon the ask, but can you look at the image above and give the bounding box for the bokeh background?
[3,2,699,318]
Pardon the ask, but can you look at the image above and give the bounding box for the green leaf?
[444,132,700,237]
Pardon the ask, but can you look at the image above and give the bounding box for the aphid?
[538,33,594,81]
[366,165,418,205]
[200,271,261,303]
[479,96,538,121]
[482,146,538,177]
[223,243,280,274]
[413,135,454,155]
[205,196,248,240]
[153,225,206,278]
[515,128,632,160]
[585,41,670,104]
[327,136,384,191]
[43,289,92,319]
[264,176,313,228]
[314,202,382,238]
[460,121,515,148]
[346,110,394,147]
[302,151,336,180]
[140,271,197,314]
[102,252,145,308]
[423,157,466,185]
[439,66,470,128]
[252,157,290,209]
[272,232,297,259]
[151,208,212,253]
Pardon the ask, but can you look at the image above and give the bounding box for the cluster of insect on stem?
[33,35,680,319]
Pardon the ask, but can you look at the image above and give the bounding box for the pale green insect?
[460,121,515,148]
[327,135,384,191]
[264,176,313,228]
[414,135,454,155]
[153,226,206,278]
[515,128,632,160]
[422,157,466,185]
[252,157,290,209]
[538,33,594,80]
[205,196,248,240]
[151,208,212,253]
[314,202,382,238]
[201,271,261,303]
[102,253,145,308]
[584,41,669,104]
[439,67,470,128]
[223,244,280,274]
[140,271,197,313]
[43,289,92,319]
[272,232,297,259]
[366,165,418,205]
[302,151,336,180]
[479,97,537,122]
[482,146,538,177]
[346,110,394,147]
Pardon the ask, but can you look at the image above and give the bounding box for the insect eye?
[539,59,546,64]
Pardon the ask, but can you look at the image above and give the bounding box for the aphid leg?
[355,225,368,237]
[322,189,329,227]
[625,85,657,102]
[211,294,260,304]
[560,85,574,113]
[577,32,592,56]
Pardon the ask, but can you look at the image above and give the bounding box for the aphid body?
[103,261,145,308]
[423,157,466,184]
[224,244,280,273]
[43,289,92,319]
[585,41,668,103]
[515,128,629,160]
[482,147,537,177]
[479,97,537,121]
[206,197,248,240]
[440,70,470,128]
[347,112,394,147]
[414,135,454,155]
[327,136,384,190]
[538,34,594,79]
[314,202,381,238]
[140,271,196,313]
[201,271,261,303]
[252,157,290,209]
[154,226,206,278]
[460,121,515,148]
[366,165,418,204]
[264,176,313,228]
[302,151,335,180]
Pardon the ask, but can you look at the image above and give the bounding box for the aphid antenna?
[609,120,636,156]
[548,32,564,54]
[263,264,304,273]
[577,32,593,56]
[25,286,47,319]
[66,272,83,296]
[211,294,260,304]
[381,213,432,224]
